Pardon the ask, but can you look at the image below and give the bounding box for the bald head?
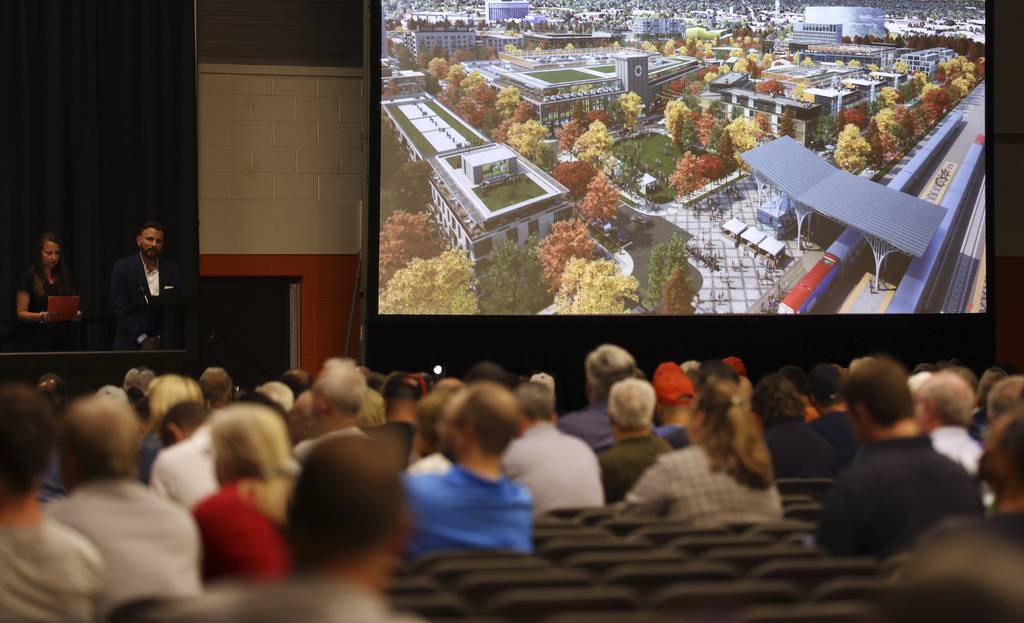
[288,390,316,445]
[61,396,141,489]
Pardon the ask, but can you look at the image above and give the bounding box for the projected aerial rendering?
[378,1,986,315]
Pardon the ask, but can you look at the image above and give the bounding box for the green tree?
[477,237,549,314]
[644,232,690,310]
[534,141,558,173]
[380,250,479,314]
[554,258,639,315]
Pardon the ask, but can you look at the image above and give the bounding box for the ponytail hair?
[694,381,774,490]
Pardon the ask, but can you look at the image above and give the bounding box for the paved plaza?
[632,176,812,314]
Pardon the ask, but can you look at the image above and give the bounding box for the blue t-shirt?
[403,465,533,560]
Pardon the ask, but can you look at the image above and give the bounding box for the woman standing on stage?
[16,232,81,351]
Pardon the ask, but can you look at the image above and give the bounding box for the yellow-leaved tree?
[506,119,550,162]
[834,124,871,172]
[379,250,480,315]
[725,116,760,169]
[554,258,639,315]
[573,120,614,169]
[618,92,643,134]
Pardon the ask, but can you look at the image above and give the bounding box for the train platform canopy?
[741,136,946,258]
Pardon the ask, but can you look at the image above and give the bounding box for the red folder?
[47,296,80,322]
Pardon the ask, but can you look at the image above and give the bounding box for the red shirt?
[192,483,291,582]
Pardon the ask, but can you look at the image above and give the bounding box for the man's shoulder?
[112,255,138,272]
[39,517,104,574]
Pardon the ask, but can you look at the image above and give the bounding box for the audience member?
[807,363,860,473]
[193,404,295,582]
[529,372,556,401]
[721,356,748,379]
[158,401,208,448]
[404,382,532,558]
[148,375,216,508]
[294,359,367,462]
[37,373,69,502]
[503,382,603,513]
[558,344,636,452]
[915,371,983,475]
[199,367,234,410]
[977,405,1024,542]
[255,380,294,413]
[974,367,1010,440]
[148,437,422,623]
[777,365,819,422]
[123,367,156,395]
[753,374,836,478]
[651,362,696,449]
[407,388,456,476]
[357,387,387,428]
[287,390,316,447]
[987,376,1024,423]
[696,359,740,390]
[0,384,102,622]
[278,368,311,402]
[95,385,129,403]
[622,381,782,526]
[817,358,984,558]
[365,371,387,393]
[46,396,201,615]
[141,374,204,484]
[463,360,515,389]
[373,372,426,467]
[600,379,671,504]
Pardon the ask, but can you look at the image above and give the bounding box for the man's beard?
[140,246,160,259]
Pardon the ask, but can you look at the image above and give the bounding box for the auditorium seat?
[410,549,530,574]
[539,535,652,561]
[750,558,880,593]
[702,545,825,574]
[783,503,825,523]
[535,516,581,528]
[533,525,612,546]
[776,478,835,503]
[562,549,686,574]
[631,524,730,546]
[391,592,471,618]
[649,580,801,612]
[454,568,595,607]
[780,494,817,506]
[545,507,600,520]
[600,518,693,537]
[576,507,617,526]
[745,521,817,541]
[809,577,893,602]
[483,586,640,622]
[735,601,877,623]
[668,533,775,556]
[387,575,442,597]
[601,561,740,593]
[426,557,551,583]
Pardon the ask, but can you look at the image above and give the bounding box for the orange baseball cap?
[653,362,695,406]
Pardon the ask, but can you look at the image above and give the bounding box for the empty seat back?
[668,534,775,556]
[427,557,550,583]
[783,503,824,523]
[810,577,893,602]
[602,561,739,593]
[391,592,470,618]
[539,535,652,561]
[388,575,441,597]
[562,549,685,574]
[483,586,640,623]
[702,545,824,574]
[410,549,530,574]
[650,580,800,613]
[455,568,594,606]
[632,524,730,546]
[736,601,877,623]
[745,521,817,541]
[751,558,880,593]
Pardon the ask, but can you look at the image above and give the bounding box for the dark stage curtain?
[0,0,197,351]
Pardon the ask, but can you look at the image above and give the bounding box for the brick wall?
[197,64,364,254]
[197,64,365,372]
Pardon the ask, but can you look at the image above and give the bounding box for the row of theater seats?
[388,479,894,623]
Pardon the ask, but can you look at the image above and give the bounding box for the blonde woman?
[138,374,203,483]
[192,403,296,582]
[621,381,783,526]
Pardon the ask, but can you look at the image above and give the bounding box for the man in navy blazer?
[110,222,182,351]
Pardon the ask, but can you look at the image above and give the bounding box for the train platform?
[838,272,897,314]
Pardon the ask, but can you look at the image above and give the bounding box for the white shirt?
[502,422,605,515]
[293,427,368,462]
[930,426,983,476]
[150,426,219,509]
[142,255,159,297]
[407,452,452,476]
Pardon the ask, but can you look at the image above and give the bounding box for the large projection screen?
[376,1,987,317]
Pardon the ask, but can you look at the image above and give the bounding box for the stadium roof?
[741,136,946,257]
